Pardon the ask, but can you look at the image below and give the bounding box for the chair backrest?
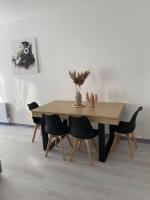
[69,116,93,138]
[43,114,68,135]
[129,106,143,132]
[27,102,40,124]
[27,102,39,111]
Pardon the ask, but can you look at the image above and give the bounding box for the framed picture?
[12,38,39,74]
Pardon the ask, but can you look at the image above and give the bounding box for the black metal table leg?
[98,123,115,162]
[41,116,48,150]
[105,125,115,156]
[98,123,106,162]
[0,161,2,173]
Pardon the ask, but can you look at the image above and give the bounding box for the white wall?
[0,0,150,139]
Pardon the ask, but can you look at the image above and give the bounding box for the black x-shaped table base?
[98,124,115,162]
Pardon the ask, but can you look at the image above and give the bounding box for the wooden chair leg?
[55,136,58,147]
[110,132,120,153]
[39,125,42,135]
[85,139,93,166]
[78,140,82,150]
[45,135,53,157]
[132,133,138,149]
[70,138,79,162]
[59,136,66,161]
[66,135,73,148]
[91,138,98,154]
[128,133,134,158]
[32,124,38,143]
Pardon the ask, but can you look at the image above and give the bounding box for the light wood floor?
[0,125,150,200]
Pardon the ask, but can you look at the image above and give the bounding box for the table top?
[32,100,124,125]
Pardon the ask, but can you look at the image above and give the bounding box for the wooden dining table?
[32,100,124,162]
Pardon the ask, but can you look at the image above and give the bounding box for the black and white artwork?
[12,38,39,74]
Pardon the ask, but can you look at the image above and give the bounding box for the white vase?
[75,85,82,106]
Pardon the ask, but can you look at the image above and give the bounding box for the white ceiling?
[0,0,95,23]
[0,0,54,23]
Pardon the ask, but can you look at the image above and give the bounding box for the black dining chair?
[69,116,98,166]
[43,114,73,160]
[27,102,41,143]
[110,106,143,158]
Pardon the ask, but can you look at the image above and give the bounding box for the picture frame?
[12,38,39,74]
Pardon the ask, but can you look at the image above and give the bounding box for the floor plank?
[0,125,150,200]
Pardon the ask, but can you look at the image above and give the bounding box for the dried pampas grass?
[69,70,90,86]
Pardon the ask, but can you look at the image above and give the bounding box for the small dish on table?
[72,103,86,108]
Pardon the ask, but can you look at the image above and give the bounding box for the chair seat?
[110,106,143,159]
[34,117,41,125]
[74,129,98,139]
[27,102,41,143]
[44,114,69,135]
[69,116,98,139]
[111,121,133,134]
[43,114,73,160]
[48,126,70,136]
[69,116,98,166]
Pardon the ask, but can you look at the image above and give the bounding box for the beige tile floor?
[0,125,150,200]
